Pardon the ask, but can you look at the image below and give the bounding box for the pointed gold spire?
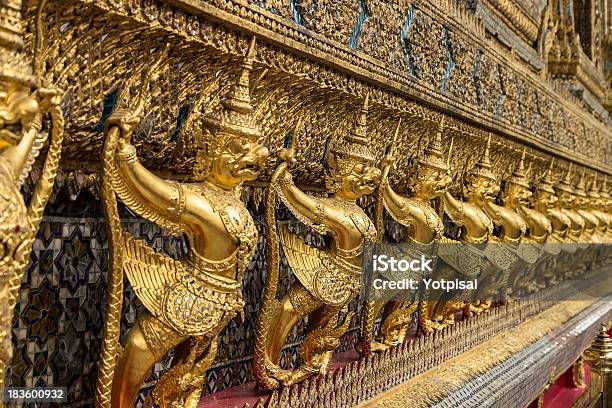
[555,162,575,194]
[483,134,492,166]
[509,147,530,188]
[222,36,256,114]
[574,167,587,197]
[587,172,600,198]
[330,94,375,163]
[392,117,401,142]
[537,158,556,194]
[447,135,454,169]
[351,93,369,144]
[417,116,448,171]
[583,325,612,375]
[202,36,261,140]
[599,175,610,199]
[468,134,496,181]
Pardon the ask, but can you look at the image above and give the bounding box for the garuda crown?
[467,134,496,181]
[201,37,261,145]
[417,118,449,172]
[329,94,376,164]
[508,147,530,189]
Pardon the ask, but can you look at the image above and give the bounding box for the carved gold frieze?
[19,0,612,177]
[362,295,612,408]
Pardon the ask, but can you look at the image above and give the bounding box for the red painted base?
[528,363,591,408]
[198,351,361,408]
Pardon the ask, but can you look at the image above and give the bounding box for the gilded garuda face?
[464,174,500,202]
[534,190,558,210]
[557,191,575,208]
[504,183,533,207]
[595,195,609,211]
[329,155,381,199]
[0,83,39,149]
[573,194,588,209]
[208,134,269,188]
[413,167,452,199]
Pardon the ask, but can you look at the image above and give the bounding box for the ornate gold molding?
[22,0,612,176]
[482,0,540,44]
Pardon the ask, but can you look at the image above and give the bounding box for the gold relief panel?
[18,0,612,176]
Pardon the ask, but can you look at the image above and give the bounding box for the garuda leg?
[111,312,188,408]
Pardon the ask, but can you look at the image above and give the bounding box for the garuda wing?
[278,224,357,306]
[121,233,184,318]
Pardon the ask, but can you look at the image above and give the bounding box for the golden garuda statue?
[530,160,572,288]
[554,164,586,246]
[434,136,500,317]
[465,138,537,310]
[0,0,64,395]
[499,148,546,294]
[501,149,544,242]
[510,157,552,245]
[95,38,269,408]
[574,169,599,242]
[553,164,594,280]
[360,118,453,350]
[586,174,609,244]
[472,142,527,244]
[254,95,381,389]
[534,159,571,246]
[439,136,495,245]
[584,175,611,269]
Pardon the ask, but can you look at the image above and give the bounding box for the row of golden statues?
[1,13,611,406]
[94,39,612,407]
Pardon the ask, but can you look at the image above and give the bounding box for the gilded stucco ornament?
[96,38,269,408]
[0,0,64,396]
[254,95,380,389]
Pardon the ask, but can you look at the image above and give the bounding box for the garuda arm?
[381,177,443,240]
[440,190,466,227]
[275,169,327,234]
[380,177,417,226]
[111,134,186,236]
[1,88,62,190]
